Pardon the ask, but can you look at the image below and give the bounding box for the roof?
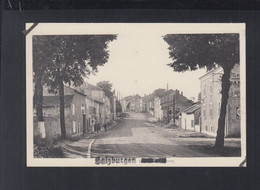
[142,94,154,102]
[43,95,74,107]
[199,66,223,80]
[81,81,103,91]
[182,104,201,114]
[92,97,104,104]
[160,89,174,98]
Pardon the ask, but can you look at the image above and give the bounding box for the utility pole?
[166,83,170,124]
[173,91,177,124]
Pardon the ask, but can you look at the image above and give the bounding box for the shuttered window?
[72,121,76,133]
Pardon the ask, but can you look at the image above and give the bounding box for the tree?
[153,88,166,97]
[33,35,117,139]
[96,81,113,98]
[116,100,122,113]
[33,36,60,137]
[163,34,239,148]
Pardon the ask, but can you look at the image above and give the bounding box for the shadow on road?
[91,143,241,158]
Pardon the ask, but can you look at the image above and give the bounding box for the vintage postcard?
[26,23,246,167]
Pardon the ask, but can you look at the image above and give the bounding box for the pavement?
[62,112,241,158]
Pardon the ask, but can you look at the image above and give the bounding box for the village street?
[62,112,240,158]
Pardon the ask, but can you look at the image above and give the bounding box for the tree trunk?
[214,68,232,148]
[59,80,66,139]
[34,74,44,122]
[34,72,46,138]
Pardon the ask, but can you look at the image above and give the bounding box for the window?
[72,121,76,133]
[210,86,213,95]
[72,104,75,115]
[191,120,194,128]
[210,108,213,117]
[203,109,206,119]
[77,122,80,133]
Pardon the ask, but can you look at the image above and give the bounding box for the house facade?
[180,104,201,132]
[34,91,89,138]
[76,81,111,125]
[199,64,240,137]
[35,83,113,139]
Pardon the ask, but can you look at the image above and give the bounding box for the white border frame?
[26,23,246,167]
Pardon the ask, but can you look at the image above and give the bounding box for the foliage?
[116,100,122,113]
[34,136,64,158]
[97,81,114,98]
[163,34,239,72]
[33,35,117,138]
[33,35,117,93]
[153,88,166,97]
[163,34,240,148]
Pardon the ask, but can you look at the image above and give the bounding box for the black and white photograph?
[26,23,246,167]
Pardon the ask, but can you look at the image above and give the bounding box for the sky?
[86,28,206,100]
[27,23,245,100]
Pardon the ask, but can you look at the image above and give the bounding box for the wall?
[34,107,72,139]
[35,93,88,139]
[181,113,196,131]
[200,64,240,137]
[69,93,86,136]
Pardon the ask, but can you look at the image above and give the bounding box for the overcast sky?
[27,23,244,100]
[86,29,206,100]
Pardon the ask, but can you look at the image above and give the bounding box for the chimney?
[181,91,183,96]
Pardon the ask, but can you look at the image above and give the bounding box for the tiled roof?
[42,95,74,107]
[81,81,103,91]
[182,104,201,114]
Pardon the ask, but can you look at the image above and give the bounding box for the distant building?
[154,96,163,121]
[141,94,154,113]
[122,94,142,112]
[199,64,240,137]
[110,92,117,120]
[75,81,111,125]
[180,103,201,132]
[160,90,194,124]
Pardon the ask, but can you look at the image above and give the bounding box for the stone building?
[34,86,96,138]
[199,64,240,137]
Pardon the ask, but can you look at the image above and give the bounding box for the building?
[141,94,154,113]
[35,83,112,138]
[180,103,201,132]
[199,64,240,137]
[121,94,142,112]
[160,90,194,124]
[34,89,93,138]
[75,81,111,125]
[110,93,117,120]
[154,96,163,121]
